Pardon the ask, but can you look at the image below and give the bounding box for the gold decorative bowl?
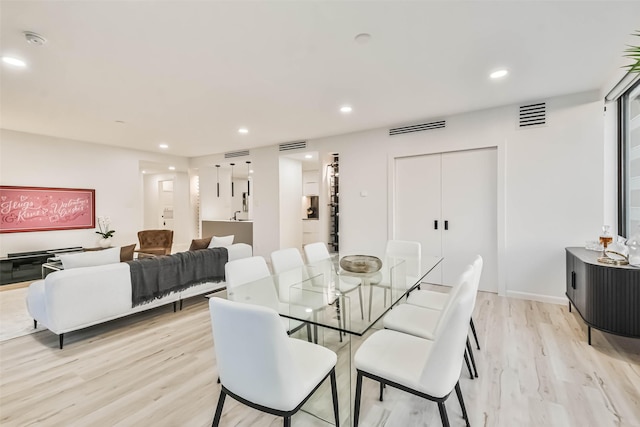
[339,255,382,273]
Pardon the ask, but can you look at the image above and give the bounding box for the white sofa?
[26,243,252,348]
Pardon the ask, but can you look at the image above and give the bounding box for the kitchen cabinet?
[565,247,640,344]
[302,219,320,245]
[393,148,497,292]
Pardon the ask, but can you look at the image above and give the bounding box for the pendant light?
[230,163,235,197]
[215,165,220,197]
[246,161,251,196]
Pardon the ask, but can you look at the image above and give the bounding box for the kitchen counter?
[202,220,253,246]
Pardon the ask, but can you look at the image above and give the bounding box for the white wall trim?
[506,290,567,306]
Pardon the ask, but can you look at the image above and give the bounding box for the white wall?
[279,157,303,249]
[320,91,605,302]
[0,129,188,256]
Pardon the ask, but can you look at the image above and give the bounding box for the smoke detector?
[23,31,47,46]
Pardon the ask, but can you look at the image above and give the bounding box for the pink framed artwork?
[0,186,95,233]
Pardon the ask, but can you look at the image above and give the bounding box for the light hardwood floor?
[0,290,638,426]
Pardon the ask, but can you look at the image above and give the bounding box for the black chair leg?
[470,317,480,350]
[379,382,384,401]
[33,319,37,329]
[330,369,340,427]
[212,389,226,427]
[438,401,450,427]
[464,350,474,379]
[59,334,64,350]
[180,299,183,310]
[284,416,291,427]
[354,372,363,427]
[466,337,478,378]
[455,381,471,427]
[173,301,177,313]
[306,323,312,343]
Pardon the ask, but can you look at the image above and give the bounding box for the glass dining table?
[208,254,443,426]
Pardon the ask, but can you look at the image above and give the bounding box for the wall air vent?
[389,120,446,136]
[279,141,307,152]
[224,150,250,159]
[519,102,546,127]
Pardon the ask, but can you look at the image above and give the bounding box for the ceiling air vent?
[224,150,250,159]
[389,120,446,136]
[519,102,546,127]
[279,141,307,152]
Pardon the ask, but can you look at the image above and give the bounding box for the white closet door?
[441,148,497,292]
[394,154,443,284]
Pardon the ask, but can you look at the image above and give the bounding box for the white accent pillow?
[208,235,235,248]
[59,247,121,269]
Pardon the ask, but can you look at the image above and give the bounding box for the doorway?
[393,147,498,292]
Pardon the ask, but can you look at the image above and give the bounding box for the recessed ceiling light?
[238,128,249,134]
[340,105,353,113]
[2,57,26,67]
[354,33,372,44]
[168,166,175,171]
[490,69,508,79]
[249,169,254,174]
[305,154,313,159]
[142,170,147,174]
[159,143,169,149]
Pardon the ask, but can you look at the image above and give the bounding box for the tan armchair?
[135,230,174,258]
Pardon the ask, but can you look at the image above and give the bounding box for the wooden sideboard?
[565,247,640,345]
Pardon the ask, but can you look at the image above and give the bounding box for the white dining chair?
[209,297,340,427]
[353,275,476,427]
[407,255,483,351]
[303,242,365,320]
[270,247,342,343]
[366,240,422,319]
[225,256,311,341]
[383,260,481,379]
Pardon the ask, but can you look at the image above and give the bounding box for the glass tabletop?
[223,255,442,336]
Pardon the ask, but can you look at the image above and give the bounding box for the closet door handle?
[444,220,449,230]
[571,271,576,289]
[434,220,438,230]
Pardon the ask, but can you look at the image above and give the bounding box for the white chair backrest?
[225,256,281,311]
[225,256,271,290]
[209,297,303,411]
[271,248,305,274]
[434,264,475,337]
[304,242,331,264]
[471,255,483,302]
[270,248,312,303]
[385,240,421,280]
[418,275,475,398]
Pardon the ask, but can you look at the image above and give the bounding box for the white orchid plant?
[95,216,115,239]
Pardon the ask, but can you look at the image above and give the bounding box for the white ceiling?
[1,1,639,158]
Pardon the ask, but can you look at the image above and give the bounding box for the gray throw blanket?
[127,247,228,307]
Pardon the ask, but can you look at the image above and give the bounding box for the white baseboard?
[505,290,567,305]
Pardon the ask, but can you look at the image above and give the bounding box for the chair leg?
[354,372,363,427]
[470,317,480,350]
[438,401,451,427]
[455,381,470,427]
[59,334,64,350]
[180,299,184,310]
[464,350,474,379]
[284,416,291,427]
[466,337,478,378]
[379,381,384,401]
[358,285,364,320]
[306,323,313,342]
[212,389,226,427]
[33,319,37,329]
[330,369,340,427]
[173,301,177,313]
